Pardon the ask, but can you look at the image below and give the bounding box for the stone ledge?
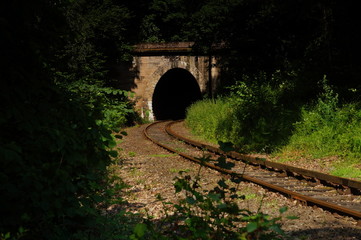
[133,42,194,54]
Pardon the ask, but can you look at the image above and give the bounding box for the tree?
[0,0,124,237]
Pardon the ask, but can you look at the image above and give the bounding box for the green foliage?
[135,154,293,239]
[185,98,232,145]
[187,75,361,178]
[56,79,136,131]
[139,0,207,42]
[0,0,137,238]
[277,79,361,178]
[140,0,361,100]
[186,71,300,153]
[0,227,27,240]
[53,0,139,130]
[0,80,118,237]
[62,0,134,67]
[3,0,361,237]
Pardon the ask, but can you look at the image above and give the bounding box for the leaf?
[269,224,284,235]
[286,215,299,219]
[107,138,117,148]
[217,203,228,209]
[246,222,258,233]
[207,193,221,201]
[279,206,288,214]
[133,223,147,238]
[186,196,197,204]
[109,150,118,158]
[174,180,184,193]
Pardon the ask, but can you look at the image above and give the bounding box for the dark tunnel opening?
[152,68,202,120]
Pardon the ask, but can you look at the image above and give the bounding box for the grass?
[331,163,361,180]
[128,151,136,157]
[186,80,298,153]
[236,186,261,201]
[275,99,361,179]
[174,147,188,152]
[129,167,143,177]
[185,98,231,145]
[186,80,361,179]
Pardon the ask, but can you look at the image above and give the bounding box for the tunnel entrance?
[152,68,202,120]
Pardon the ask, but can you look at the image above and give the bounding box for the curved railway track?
[144,120,361,224]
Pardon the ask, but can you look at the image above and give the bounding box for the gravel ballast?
[117,123,361,240]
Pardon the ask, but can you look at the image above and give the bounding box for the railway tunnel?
[152,68,202,120]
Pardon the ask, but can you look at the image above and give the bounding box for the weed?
[136,179,146,185]
[130,167,143,177]
[175,147,188,153]
[129,151,136,157]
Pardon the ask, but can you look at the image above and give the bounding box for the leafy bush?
[186,71,300,152]
[0,0,140,237]
[278,78,361,175]
[53,0,140,131]
[0,75,125,237]
[57,79,136,131]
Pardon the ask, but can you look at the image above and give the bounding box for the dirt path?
[117,123,361,240]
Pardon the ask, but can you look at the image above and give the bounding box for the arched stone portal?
[152,68,202,120]
[119,42,221,121]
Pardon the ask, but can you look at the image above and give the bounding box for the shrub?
[186,71,299,153]
[280,78,361,161]
[0,80,117,238]
[58,80,136,131]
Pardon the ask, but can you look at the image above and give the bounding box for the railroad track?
[144,120,361,224]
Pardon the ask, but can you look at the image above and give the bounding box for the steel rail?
[144,121,361,221]
[165,120,361,193]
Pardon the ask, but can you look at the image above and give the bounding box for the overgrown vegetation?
[186,77,361,179]
[275,78,361,179]
[2,0,361,238]
[53,0,139,130]
[186,71,300,153]
[0,0,137,238]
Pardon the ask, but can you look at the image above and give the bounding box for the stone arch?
[151,68,202,120]
[144,59,205,101]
